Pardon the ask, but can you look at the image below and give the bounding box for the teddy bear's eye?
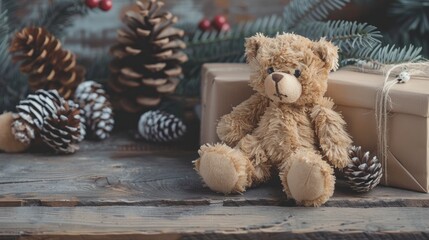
[294,69,301,78]
[267,67,275,74]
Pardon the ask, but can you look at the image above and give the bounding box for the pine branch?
[185,15,282,64]
[283,0,350,30]
[0,0,19,33]
[32,0,89,38]
[294,20,382,52]
[342,44,423,68]
[180,15,283,96]
[389,0,429,35]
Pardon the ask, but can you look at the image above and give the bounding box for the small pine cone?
[74,81,114,140]
[11,89,63,144]
[138,110,186,142]
[40,101,82,154]
[109,0,188,112]
[9,27,85,99]
[344,146,383,193]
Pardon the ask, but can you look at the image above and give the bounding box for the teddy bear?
[194,33,352,207]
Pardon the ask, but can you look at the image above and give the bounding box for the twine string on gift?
[373,62,429,185]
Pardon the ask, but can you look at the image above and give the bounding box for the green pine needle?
[283,0,350,30]
[342,44,423,68]
[294,20,382,52]
[33,0,89,38]
[389,0,429,34]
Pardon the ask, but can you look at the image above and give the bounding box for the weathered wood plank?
[1,134,428,208]
[0,206,428,239]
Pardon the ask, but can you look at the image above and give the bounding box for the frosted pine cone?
[40,101,82,154]
[67,100,86,142]
[344,146,383,192]
[11,89,63,144]
[138,110,186,142]
[74,81,114,140]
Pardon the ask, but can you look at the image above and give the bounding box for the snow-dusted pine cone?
[11,89,63,144]
[344,146,383,193]
[138,110,186,143]
[67,100,86,142]
[74,81,114,140]
[40,101,82,154]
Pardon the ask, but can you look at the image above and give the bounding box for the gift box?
[200,63,429,193]
[200,63,254,145]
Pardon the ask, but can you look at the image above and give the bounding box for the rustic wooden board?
[0,206,429,239]
[0,134,428,208]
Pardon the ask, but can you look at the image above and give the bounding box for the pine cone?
[109,0,188,112]
[75,81,114,140]
[40,101,82,154]
[11,89,63,144]
[137,110,186,142]
[9,27,85,99]
[67,100,86,142]
[344,146,383,193]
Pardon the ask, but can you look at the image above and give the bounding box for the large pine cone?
[11,89,63,144]
[40,101,82,154]
[9,27,85,99]
[109,0,188,112]
[75,81,114,140]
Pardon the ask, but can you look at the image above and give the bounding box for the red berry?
[220,22,230,32]
[212,15,227,30]
[198,19,211,31]
[99,0,113,11]
[85,0,100,9]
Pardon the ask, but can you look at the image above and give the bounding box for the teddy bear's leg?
[279,150,335,207]
[194,134,271,194]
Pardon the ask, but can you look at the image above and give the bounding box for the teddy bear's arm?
[216,93,269,146]
[310,97,352,169]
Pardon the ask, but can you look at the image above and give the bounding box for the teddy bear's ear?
[311,38,339,71]
[245,33,267,61]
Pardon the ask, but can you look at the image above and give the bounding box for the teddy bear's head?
[245,33,339,105]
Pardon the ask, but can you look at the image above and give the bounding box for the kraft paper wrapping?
[200,63,429,192]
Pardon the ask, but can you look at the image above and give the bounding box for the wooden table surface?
[1,134,429,239]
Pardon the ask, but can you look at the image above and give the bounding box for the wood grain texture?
[0,134,428,208]
[0,206,429,239]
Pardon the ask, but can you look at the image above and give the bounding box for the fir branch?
[180,15,283,96]
[283,0,350,30]
[0,9,9,74]
[389,0,429,34]
[342,44,423,68]
[32,0,89,38]
[0,0,18,33]
[294,20,382,53]
[185,15,282,63]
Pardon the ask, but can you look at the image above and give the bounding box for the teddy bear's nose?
[272,73,284,83]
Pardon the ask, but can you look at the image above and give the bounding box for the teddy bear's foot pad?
[285,155,334,207]
[196,144,250,194]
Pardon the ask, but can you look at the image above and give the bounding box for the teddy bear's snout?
[264,72,302,103]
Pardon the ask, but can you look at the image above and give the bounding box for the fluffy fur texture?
[195,33,352,207]
[0,112,30,153]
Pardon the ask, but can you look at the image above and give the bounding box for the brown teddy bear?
[194,33,352,207]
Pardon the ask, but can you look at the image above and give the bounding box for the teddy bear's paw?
[196,144,251,194]
[281,154,335,207]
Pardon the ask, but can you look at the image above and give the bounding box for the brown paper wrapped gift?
[200,63,429,192]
